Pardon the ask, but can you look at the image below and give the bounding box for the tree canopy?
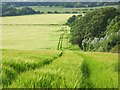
[2,3,40,16]
[69,7,120,52]
[4,2,118,8]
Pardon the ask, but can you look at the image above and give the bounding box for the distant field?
[29,6,72,13]
[2,25,66,50]
[2,11,118,88]
[2,14,77,25]
[29,6,82,13]
[87,5,118,9]
[2,14,73,50]
[28,5,118,13]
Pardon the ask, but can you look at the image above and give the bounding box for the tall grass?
[77,51,118,88]
[2,49,61,87]
[9,51,83,88]
[2,50,118,88]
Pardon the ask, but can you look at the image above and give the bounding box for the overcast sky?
[1,0,120,2]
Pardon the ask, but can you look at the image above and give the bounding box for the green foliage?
[3,2,118,8]
[2,2,117,17]
[96,16,120,52]
[29,5,117,14]
[2,4,40,16]
[2,66,17,86]
[111,44,120,53]
[17,7,40,15]
[66,15,77,25]
[68,44,80,50]
[69,7,119,52]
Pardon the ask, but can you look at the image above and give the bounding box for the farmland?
[2,14,76,25]
[2,49,62,87]
[3,25,62,50]
[28,6,82,13]
[2,12,119,88]
[28,5,118,13]
[2,14,73,50]
[2,50,118,88]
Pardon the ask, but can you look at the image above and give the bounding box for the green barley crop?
[2,49,61,87]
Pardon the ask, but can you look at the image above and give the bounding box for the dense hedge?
[69,7,120,52]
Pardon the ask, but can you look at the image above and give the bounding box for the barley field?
[2,25,63,50]
[2,14,76,25]
[2,13,118,88]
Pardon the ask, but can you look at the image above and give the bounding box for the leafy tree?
[54,11,59,14]
[2,5,40,16]
[66,15,77,25]
[47,11,53,14]
[18,7,38,15]
[69,7,119,52]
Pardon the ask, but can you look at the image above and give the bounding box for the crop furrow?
[8,51,83,88]
[2,49,62,87]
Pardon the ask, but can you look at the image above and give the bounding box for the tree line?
[2,3,40,16]
[2,3,80,16]
[2,6,79,16]
[2,2,118,16]
[67,7,120,52]
[2,3,82,16]
[4,2,118,8]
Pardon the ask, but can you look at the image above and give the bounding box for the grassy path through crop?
[9,50,83,88]
[75,51,118,88]
[2,49,118,88]
[2,49,62,87]
[2,13,118,88]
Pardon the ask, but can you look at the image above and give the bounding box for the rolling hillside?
[2,12,119,88]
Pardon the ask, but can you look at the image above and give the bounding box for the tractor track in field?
[4,50,118,88]
[3,50,63,87]
[73,51,94,88]
[9,50,83,88]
